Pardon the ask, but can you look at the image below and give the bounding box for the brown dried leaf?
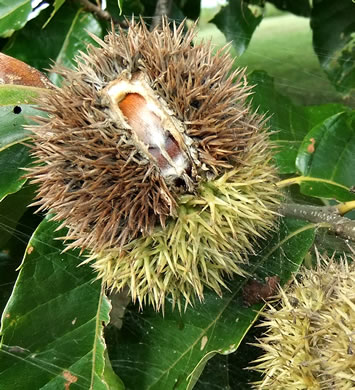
[0,53,52,88]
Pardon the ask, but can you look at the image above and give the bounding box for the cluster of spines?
[88,130,279,311]
[28,18,269,257]
[84,18,257,173]
[250,251,355,389]
[28,18,281,309]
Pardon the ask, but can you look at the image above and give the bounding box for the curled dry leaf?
[0,53,52,88]
[242,275,280,306]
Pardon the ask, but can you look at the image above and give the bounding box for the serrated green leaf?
[0,185,35,249]
[0,186,37,316]
[4,2,103,80]
[311,0,355,94]
[194,325,262,389]
[4,3,74,71]
[296,111,355,201]
[0,0,32,38]
[211,0,263,56]
[249,71,351,175]
[0,104,42,151]
[49,9,103,86]
[42,0,66,28]
[0,252,16,316]
[0,217,121,389]
[0,144,32,201]
[103,351,125,389]
[0,86,47,200]
[248,71,309,174]
[106,218,315,390]
[0,85,46,105]
[304,103,350,130]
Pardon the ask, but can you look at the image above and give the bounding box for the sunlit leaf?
[248,71,309,174]
[42,0,66,28]
[249,71,351,175]
[49,9,103,86]
[211,0,263,56]
[0,53,52,88]
[0,85,47,200]
[107,218,315,390]
[4,2,103,82]
[0,85,47,105]
[296,111,355,201]
[0,217,122,389]
[0,0,32,38]
[0,103,42,150]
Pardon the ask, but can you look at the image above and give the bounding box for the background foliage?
[0,0,354,389]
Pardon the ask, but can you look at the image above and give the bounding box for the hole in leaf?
[13,106,22,114]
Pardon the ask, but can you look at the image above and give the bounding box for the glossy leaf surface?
[0,218,122,389]
[0,85,46,201]
[107,218,315,390]
[0,0,32,38]
[5,2,103,82]
[296,111,355,201]
[249,71,351,175]
[211,0,263,56]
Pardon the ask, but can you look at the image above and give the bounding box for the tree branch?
[279,203,355,242]
[151,0,173,30]
[75,0,112,20]
[74,0,127,27]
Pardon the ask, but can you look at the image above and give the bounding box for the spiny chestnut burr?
[27,18,280,310]
[250,252,355,389]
